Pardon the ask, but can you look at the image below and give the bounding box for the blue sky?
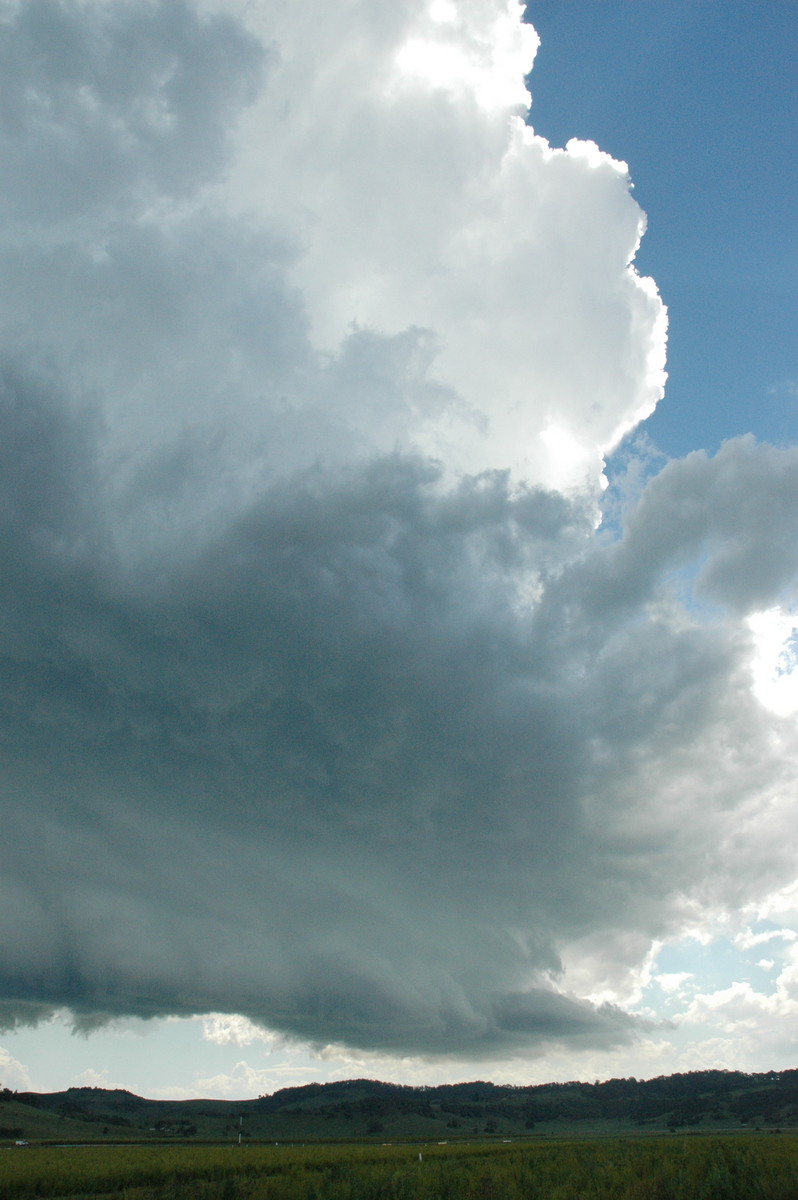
[527,0,798,458]
[1,0,798,1100]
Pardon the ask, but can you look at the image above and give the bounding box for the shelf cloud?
[1,0,796,1062]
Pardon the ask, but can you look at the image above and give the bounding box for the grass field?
[2,1134,798,1199]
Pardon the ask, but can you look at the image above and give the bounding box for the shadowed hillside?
[3,1069,798,1144]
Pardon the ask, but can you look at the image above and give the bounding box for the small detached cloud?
[192,1061,320,1101]
[734,928,798,952]
[655,973,693,997]
[0,1046,32,1091]
[0,0,796,1069]
[72,1067,116,1089]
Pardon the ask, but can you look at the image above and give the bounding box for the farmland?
[2,1134,798,1199]
[3,1071,798,1197]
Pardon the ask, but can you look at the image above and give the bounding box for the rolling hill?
[3,1069,798,1144]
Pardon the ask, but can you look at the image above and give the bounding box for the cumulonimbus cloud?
[0,0,796,1061]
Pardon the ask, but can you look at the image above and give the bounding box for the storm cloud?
[1,0,797,1063]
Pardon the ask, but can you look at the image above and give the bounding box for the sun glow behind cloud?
[394,1,536,112]
[748,608,798,716]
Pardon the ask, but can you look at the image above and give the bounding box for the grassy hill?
[3,1069,798,1145]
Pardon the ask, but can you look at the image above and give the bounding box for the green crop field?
[2,1134,798,1199]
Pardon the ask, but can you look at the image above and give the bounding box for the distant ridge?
[3,1069,798,1142]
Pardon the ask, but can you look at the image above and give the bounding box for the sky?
[0,0,797,1101]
